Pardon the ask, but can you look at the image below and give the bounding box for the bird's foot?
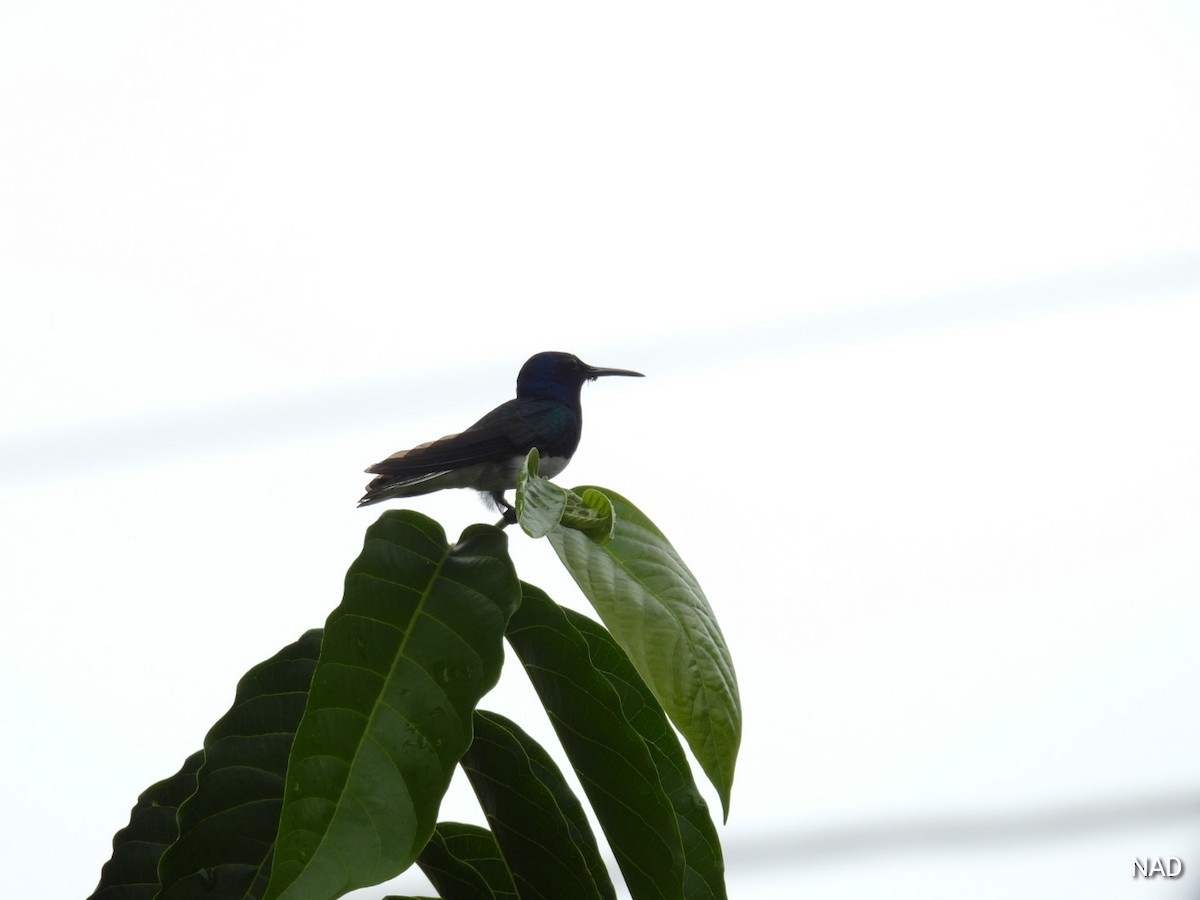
[489,491,519,526]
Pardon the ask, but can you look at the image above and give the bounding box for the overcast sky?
[3,2,1200,898]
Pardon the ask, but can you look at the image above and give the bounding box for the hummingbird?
[358,351,644,521]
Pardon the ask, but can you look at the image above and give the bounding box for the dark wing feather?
[364,398,563,481]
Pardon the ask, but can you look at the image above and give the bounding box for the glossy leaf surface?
[415,822,517,900]
[461,710,614,900]
[89,751,204,900]
[264,512,521,900]
[154,630,323,899]
[522,482,741,820]
[507,584,725,899]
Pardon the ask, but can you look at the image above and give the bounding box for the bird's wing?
[364,398,564,481]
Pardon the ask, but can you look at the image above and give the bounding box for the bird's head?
[516,351,643,401]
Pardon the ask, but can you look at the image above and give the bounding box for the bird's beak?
[583,363,645,380]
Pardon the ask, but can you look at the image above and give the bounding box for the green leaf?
[544,488,741,820]
[264,511,521,900]
[514,448,566,539]
[89,751,204,900]
[515,450,613,543]
[461,711,615,900]
[415,822,517,900]
[507,585,725,899]
[562,487,615,543]
[568,604,726,898]
[155,630,324,900]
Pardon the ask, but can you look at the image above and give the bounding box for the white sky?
[3,2,1200,897]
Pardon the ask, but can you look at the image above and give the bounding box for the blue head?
[516,351,643,404]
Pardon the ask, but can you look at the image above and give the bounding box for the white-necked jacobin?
[358,351,644,521]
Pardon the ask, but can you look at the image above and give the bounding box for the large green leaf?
[155,630,324,900]
[507,584,725,900]
[515,465,740,820]
[413,822,517,900]
[568,602,726,898]
[461,711,614,900]
[89,751,204,900]
[264,511,521,900]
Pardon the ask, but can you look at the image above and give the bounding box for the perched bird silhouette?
[358,351,643,521]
